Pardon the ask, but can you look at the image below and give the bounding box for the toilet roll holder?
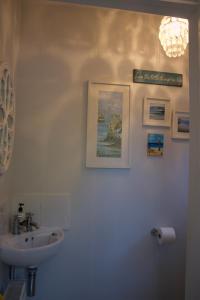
[151,228,161,238]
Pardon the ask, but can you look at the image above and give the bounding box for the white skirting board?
[4,281,26,300]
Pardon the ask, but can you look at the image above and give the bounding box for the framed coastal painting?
[147,133,164,157]
[143,97,171,127]
[86,81,131,168]
[172,111,190,139]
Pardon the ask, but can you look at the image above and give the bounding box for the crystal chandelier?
[159,17,189,58]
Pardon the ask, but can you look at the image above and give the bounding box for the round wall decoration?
[0,62,15,175]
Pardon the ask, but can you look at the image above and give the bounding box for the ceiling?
[160,0,199,3]
[51,0,199,5]
[49,0,199,17]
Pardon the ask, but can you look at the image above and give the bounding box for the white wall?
[13,1,189,299]
[0,0,21,290]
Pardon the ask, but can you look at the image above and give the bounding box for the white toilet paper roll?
[157,227,176,245]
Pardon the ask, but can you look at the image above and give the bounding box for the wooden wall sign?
[133,69,183,87]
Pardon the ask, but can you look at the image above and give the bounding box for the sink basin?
[0,227,64,267]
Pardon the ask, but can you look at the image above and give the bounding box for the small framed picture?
[147,133,164,157]
[86,81,131,168]
[172,111,190,140]
[143,97,171,127]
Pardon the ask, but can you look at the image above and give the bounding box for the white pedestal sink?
[0,227,64,267]
[0,226,64,297]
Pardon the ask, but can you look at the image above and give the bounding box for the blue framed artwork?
[147,133,164,157]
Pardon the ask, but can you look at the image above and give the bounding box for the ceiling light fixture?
[159,16,189,58]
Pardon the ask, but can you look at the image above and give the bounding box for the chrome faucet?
[12,212,39,234]
[23,212,39,232]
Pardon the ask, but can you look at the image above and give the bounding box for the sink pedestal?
[9,266,16,280]
[27,266,37,297]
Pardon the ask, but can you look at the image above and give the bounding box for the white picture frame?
[86,81,131,168]
[172,111,190,140]
[143,97,171,127]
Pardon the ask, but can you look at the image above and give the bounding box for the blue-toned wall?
[13,1,189,299]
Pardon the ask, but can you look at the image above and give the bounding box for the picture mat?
[143,97,171,127]
[172,111,190,139]
[86,82,131,168]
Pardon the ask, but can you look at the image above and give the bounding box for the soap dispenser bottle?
[17,203,25,221]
